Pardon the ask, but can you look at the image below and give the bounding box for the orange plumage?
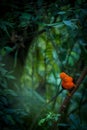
[60,72,75,90]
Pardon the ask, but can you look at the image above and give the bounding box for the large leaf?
[63,20,78,29]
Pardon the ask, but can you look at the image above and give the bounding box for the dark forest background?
[0,0,87,130]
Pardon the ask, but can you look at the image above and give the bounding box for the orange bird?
[60,72,76,90]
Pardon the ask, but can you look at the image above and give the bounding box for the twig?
[59,66,87,114]
[39,87,63,105]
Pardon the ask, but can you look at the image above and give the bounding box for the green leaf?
[69,114,80,128]
[4,89,18,96]
[0,20,13,36]
[38,118,46,126]
[20,13,31,20]
[7,75,16,80]
[63,20,78,29]
[3,114,15,125]
[1,48,6,56]
[4,46,13,53]
[0,96,8,106]
[58,123,69,127]
[68,51,79,66]
[44,22,64,28]
[58,11,66,15]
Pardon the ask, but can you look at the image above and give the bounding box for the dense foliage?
[0,0,87,130]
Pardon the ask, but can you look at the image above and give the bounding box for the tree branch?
[51,67,87,130]
[59,66,87,114]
